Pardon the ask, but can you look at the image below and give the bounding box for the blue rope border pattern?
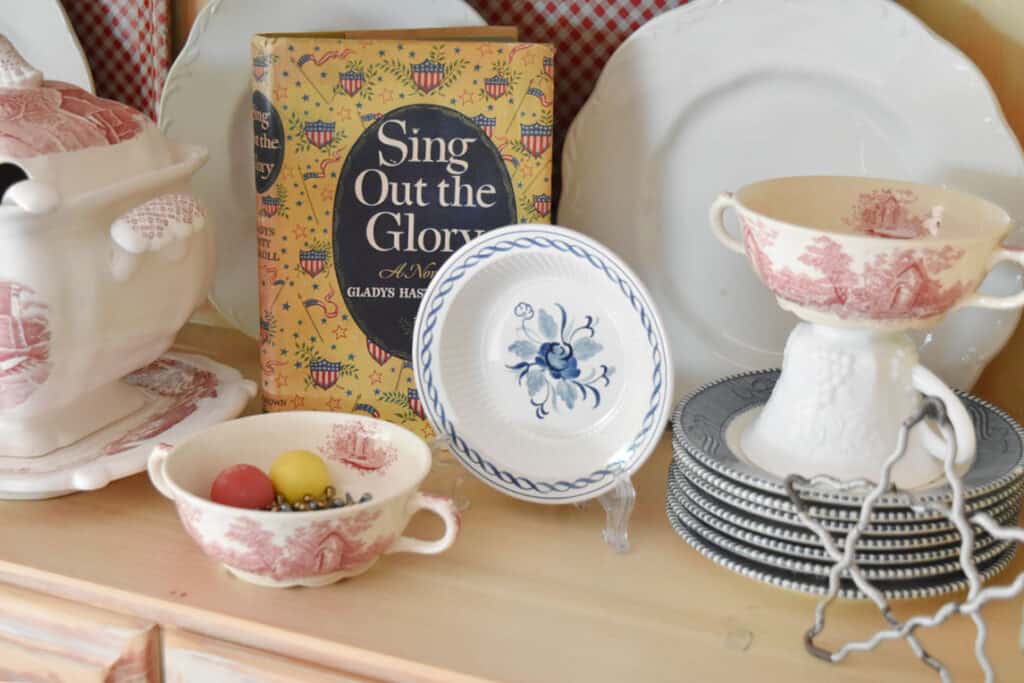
[417,232,667,500]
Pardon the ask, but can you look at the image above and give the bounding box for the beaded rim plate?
[413,225,673,504]
[670,463,1024,536]
[664,495,1017,600]
[672,370,1024,507]
[667,479,1005,566]
[666,490,1011,575]
[668,466,1022,545]
[672,446,1022,523]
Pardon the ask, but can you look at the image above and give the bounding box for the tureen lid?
[0,34,152,160]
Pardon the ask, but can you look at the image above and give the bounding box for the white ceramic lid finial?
[0,35,42,89]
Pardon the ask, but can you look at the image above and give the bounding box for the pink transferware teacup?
[710,176,1024,329]
[148,412,459,588]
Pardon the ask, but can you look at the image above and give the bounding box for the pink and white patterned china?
[0,35,213,457]
[0,353,254,499]
[148,411,460,588]
[710,176,1023,328]
[709,176,1024,489]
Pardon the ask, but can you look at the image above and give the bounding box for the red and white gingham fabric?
[62,0,686,133]
[62,0,170,120]
[467,0,691,142]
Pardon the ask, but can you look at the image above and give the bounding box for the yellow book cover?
[251,31,555,437]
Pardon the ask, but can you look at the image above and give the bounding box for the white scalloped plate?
[414,225,673,504]
[159,0,485,338]
[1,0,94,93]
[560,0,1024,399]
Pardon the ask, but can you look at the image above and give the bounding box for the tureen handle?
[953,246,1024,311]
[109,193,207,281]
[709,192,746,254]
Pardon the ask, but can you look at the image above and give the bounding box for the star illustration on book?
[292,225,308,240]
[476,44,494,57]
[370,370,383,385]
[273,84,289,101]
[459,89,475,105]
[380,88,395,104]
[337,107,352,121]
[277,374,289,388]
[291,395,305,409]
[332,325,348,339]
[319,185,333,202]
[327,396,345,410]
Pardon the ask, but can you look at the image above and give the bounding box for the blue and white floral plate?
[413,225,673,504]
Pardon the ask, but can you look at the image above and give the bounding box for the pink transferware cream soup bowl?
[148,412,460,588]
[710,176,1024,329]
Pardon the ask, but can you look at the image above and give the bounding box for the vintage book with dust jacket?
[252,28,555,435]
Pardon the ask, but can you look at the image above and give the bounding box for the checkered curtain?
[62,0,170,120]
[61,0,687,133]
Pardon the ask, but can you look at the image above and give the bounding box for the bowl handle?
[386,492,460,556]
[911,365,976,467]
[148,442,177,500]
[709,192,745,254]
[954,247,1024,311]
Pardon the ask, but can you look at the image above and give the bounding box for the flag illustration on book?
[338,70,364,96]
[309,359,342,390]
[411,59,444,93]
[361,112,384,123]
[533,194,551,217]
[298,249,327,277]
[353,400,380,418]
[527,86,552,108]
[407,388,424,419]
[472,114,496,138]
[304,121,335,149]
[366,339,391,366]
[520,123,552,157]
[543,56,553,79]
[484,75,508,99]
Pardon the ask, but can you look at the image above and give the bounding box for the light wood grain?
[0,324,1017,682]
[0,583,158,682]
[163,628,378,682]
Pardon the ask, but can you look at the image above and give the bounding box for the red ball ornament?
[210,464,275,509]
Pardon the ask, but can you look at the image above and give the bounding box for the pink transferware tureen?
[0,35,213,457]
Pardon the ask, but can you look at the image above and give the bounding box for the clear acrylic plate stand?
[429,436,636,551]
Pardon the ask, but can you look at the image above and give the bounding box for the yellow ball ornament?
[269,449,332,504]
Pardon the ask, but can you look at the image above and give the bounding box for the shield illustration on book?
[472,114,496,138]
[309,359,342,390]
[298,249,327,277]
[543,56,553,79]
[520,123,552,157]
[533,194,551,217]
[338,70,364,96]
[261,195,281,217]
[483,75,508,99]
[407,388,424,419]
[304,120,335,149]
[411,59,444,93]
[366,339,391,366]
[252,55,270,82]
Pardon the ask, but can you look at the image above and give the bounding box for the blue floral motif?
[506,302,613,419]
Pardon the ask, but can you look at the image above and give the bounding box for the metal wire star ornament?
[784,396,1024,682]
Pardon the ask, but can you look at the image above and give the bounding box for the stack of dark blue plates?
[668,370,1024,599]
